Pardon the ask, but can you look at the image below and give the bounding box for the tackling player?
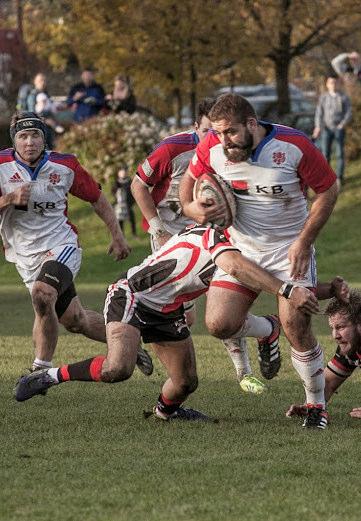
[0,112,152,379]
[15,223,319,422]
[132,98,272,395]
[287,287,361,421]
[179,93,339,428]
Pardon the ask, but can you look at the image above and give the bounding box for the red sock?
[58,356,106,382]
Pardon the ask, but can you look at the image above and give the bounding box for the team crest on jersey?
[49,173,61,185]
[142,159,154,177]
[272,151,286,165]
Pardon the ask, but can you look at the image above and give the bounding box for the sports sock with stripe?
[291,343,325,407]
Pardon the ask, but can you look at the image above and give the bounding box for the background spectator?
[105,75,137,115]
[331,51,361,81]
[111,167,137,238]
[312,75,352,188]
[66,67,105,122]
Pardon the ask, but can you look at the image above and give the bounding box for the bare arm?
[324,366,347,403]
[91,192,130,260]
[131,176,171,245]
[288,182,338,279]
[215,249,319,315]
[316,276,350,302]
[179,169,226,224]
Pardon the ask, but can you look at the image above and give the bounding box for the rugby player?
[14,224,319,422]
[287,287,361,421]
[0,112,152,378]
[132,98,271,395]
[179,93,339,428]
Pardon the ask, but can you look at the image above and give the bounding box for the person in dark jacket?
[67,68,105,122]
[105,75,137,115]
[111,167,138,237]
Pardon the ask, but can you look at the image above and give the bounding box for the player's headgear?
[10,112,47,144]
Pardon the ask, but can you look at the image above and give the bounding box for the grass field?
[1,164,361,521]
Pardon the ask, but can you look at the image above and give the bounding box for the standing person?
[0,112,152,378]
[312,75,352,188]
[179,93,339,428]
[66,68,105,123]
[105,75,137,115]
[15,223,319,421]
[331,51,361,81]
[131,98,268,395]
[111,167,137,238]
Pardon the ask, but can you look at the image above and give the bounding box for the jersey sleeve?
[327,346,357,378]
[296,136,337,193]
[136,143,172,187]
[188,134,217,179]
[69,158,101,203]
[202,227,238,261]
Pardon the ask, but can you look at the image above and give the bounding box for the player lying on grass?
[0,112,152,379]
[287,287,361,420]
[15,223,319,422]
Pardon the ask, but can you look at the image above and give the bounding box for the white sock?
[222,337,252,378]
[47,367,60,383]
[233,314,273,339]
[32,358,53,370]
[291,343,325,407]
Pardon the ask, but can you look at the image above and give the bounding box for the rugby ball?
[193,173,236,229]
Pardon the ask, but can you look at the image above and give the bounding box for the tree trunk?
[173,88,182,127]
[189,62,197,122]
[274,58,291,116]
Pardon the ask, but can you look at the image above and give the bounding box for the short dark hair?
[209,93,257,124]
[325,289,361,325]
[195,98,216,125]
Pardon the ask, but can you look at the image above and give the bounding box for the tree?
[240,0,361,115]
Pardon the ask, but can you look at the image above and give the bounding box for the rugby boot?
[257,314,281,380]
[302,404,329,429]
[15,369,56,402]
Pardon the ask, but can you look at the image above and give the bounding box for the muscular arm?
[179,169,227,224]
[324,367,347,403]
[131,176,158,223]
[91,192,130,260]
[316,276,349,302]
[215,249,319,315]
[288,182,338,278]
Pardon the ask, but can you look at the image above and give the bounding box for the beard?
[223,129,254,162]
[339,329,361,358]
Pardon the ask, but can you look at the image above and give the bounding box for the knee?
[206,317,239,339]
[31,286,56,316]
[101,364,134,383]
[63,310,86,335]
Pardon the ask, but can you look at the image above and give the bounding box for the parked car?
[214,83,316,135]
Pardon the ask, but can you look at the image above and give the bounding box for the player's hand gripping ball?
[193,172,236,229]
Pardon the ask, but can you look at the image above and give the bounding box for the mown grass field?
[1,163,361,521]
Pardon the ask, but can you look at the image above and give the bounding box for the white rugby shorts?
[16,244,82,292]
[211,242,317,299]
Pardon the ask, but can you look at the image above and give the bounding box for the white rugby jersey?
[136,130,198,234]
[189,123,337,252]
[0,149,101,269]
[115,224,238,312]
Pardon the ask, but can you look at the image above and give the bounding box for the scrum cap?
[10,113,47,143]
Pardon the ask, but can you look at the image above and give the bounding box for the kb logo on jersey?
[33,201,56,213]
[256,185,284,194]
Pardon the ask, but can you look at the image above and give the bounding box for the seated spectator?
[27,73,64,149]
[67,67,105,123]
[105,75,137,115]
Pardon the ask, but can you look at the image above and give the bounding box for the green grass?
[1,164,361,521]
